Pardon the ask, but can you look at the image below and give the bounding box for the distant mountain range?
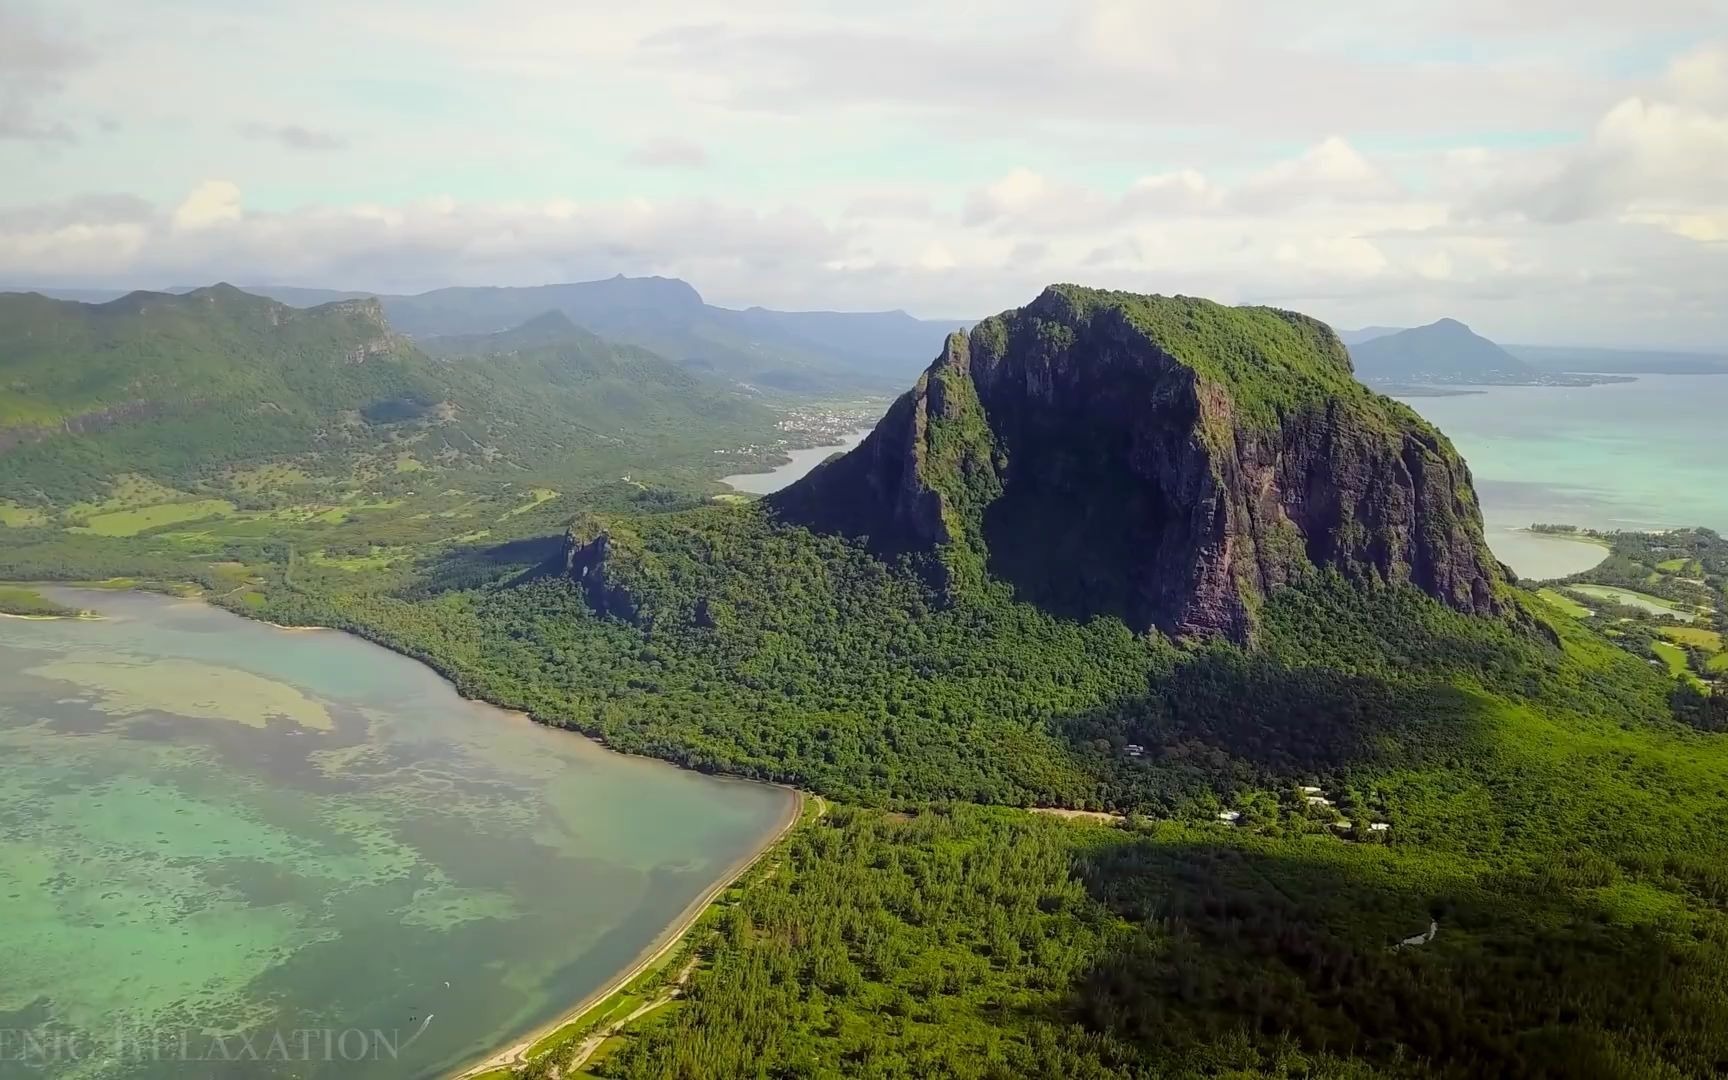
[1341,321,1728,379]
[4,277,964,397]
[183,277,961,396]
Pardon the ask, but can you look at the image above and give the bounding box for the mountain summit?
[771,286,1506,640]
[1348,317,1534,383]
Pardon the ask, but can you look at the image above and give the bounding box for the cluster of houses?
[1213,785,1391,835]
[1115,745,1393,837]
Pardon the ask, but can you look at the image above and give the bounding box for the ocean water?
[0,589,793,1080]
[1395,375,1728,579]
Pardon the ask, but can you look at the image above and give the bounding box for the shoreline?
[718,428,870,493]
[22,584,808,1080]
[1513,526,1614,550]
[33,584,806,1080]
[446,784,805,1079]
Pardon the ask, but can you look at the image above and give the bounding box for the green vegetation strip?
[1535,588,1591,618]
[1567,583,1697,620]
[0,585,78,618]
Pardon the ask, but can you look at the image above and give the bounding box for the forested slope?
[0,288,780,508]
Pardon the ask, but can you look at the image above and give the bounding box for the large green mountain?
[770,287,1505,640]
[0,285,777,507]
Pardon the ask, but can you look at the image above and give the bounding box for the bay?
[0,589,795,1080]
[1395,374,1728,579]
[720,431,869,494]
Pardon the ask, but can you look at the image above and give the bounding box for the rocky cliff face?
[563,516,642,624]
[771,285,1506,641]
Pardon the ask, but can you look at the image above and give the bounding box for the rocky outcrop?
[771,285,1506,641]
[563,516,641,623]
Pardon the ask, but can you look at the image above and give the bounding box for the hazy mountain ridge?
[185,277,957,395]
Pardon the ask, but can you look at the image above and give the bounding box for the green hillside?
[0,287,782,511]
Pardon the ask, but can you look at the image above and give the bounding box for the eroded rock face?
[563,518,640,623]
[771,286,1506,641]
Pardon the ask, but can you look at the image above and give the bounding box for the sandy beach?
[447,784,805,1079]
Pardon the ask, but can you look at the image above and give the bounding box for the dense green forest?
[589,804,1728,1079]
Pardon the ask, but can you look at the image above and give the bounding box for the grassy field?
[1568,583,1698,621]
[1535,587,1592,618]
[304,547,410,572]
[225,463,316,493]
[0,585,78,617]
[0,501,49,527]
[69,499,237,537]
[1652,640,1692,677]
[1663,626,1724,651]
[1657,557,1702,574]
[503,488,560,518]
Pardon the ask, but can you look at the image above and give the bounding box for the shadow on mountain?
[979,477,1151,628]
[1060,651,1488,793]
[406,534,566,596]
[1060,837,1728,1078]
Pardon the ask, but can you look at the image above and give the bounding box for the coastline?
[718,428,870,494]
[446,783,805,1079]
[25,584,811,1080]
[1514,526,1614,550]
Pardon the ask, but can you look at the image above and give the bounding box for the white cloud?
[1,182,845,296]
[0,1,88,142]
[172,180,243,231]
[625,137,710,169]
[1669,42,1728,108]
[1452,40,1728,241]
[1231,137,1401,211]
[240,122,349,152]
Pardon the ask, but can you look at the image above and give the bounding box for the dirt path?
[1027,807,1125,824]
[558,956,703,1075]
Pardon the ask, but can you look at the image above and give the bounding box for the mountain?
[1336,324,1405,345]
[0,287,776,507]
[769,286,1505,640]
[1347,318,1631,388]
[1348,318,1536,383]
[217,277,959,395]
[418,310,774,439]
[0,284,424,473]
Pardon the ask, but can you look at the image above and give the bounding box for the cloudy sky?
[4,0,1726,346]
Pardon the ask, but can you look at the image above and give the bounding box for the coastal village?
[709,403,884,469]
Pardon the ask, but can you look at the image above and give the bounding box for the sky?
[3,0,1726,347]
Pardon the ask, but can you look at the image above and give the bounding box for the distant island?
[1347,318,1636,389]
